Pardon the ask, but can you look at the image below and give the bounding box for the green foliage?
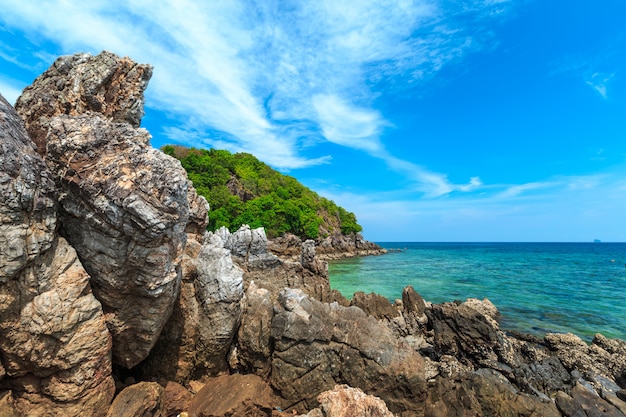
[162,145,363,240]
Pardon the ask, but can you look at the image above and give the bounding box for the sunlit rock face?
[0,93,114,416]
[14,51,192,368]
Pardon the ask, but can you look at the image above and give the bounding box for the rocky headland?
[1,51,625,417]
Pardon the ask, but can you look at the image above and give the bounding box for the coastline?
[2,51,625,417]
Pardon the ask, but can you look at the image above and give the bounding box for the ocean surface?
[328,242,626,341]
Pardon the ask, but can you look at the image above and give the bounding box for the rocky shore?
[1,51,625,417]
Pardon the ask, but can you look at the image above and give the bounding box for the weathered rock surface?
[0,94,57,281]
[187,373,276,417]
[15,51,151,155]
[105,382,165,417]
[425,369,561,417]
[220,225,331,302]
[0,93,114,416]
[14,51,198,368]
[163,381,192,417]
[139,232,244,382]
[234,281,274,377]
[43,114,190,368]
[315,232,386,260]
[298,385,395,417]
[269,232,386,261]
[270,288,425,415]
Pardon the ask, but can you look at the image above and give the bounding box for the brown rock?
[106,382,165,417]
[0,391,19,417]
[570,383,624,417]
[270,288,425,415]
[163,381,192,417]
[15,51,151,155]
[0,93,114,416]
[427,300,500,366]
[350,292,399,321]
[545,332,626,388]
[316,385,394,417]
[555,390,587,417]
[235,282,274,377]
[187,373,276,417]
[425,369,561,417]
[139,233,244,382]
[221,225,331,303]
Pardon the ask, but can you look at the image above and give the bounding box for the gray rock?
[0,93,114,416]
[0,94,57,281]
[44,114,189,368]
[15,51,152,155]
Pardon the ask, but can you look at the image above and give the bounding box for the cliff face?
[1,52,625,417]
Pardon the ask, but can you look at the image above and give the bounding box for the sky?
[1,1,625,242]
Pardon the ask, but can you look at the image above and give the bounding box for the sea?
[328,242,626,341]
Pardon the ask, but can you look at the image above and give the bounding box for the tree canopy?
[162,145,363,240]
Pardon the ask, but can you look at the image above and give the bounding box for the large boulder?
[187,373,276,417]
[0,94,114,416]
[15,51,151,155]
[106,382,165,417]
[139,232,244,382]
[270,288,426,415]
[14,51,196,368]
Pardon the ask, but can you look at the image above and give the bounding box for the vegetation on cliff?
[162,145,362,240]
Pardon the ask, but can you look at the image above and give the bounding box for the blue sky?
[1,1,625,242]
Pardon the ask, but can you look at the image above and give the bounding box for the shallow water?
[328,242,626,341]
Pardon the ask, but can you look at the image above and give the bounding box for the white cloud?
[312,94,385,153]
[585,72,614,99]
[0,0,511,175]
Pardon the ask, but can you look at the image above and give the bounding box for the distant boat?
[594,239,601,243]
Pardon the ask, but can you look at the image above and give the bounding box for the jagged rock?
[139,233,244,382]
[235,282,274,377]
[350,292,400,322]
[42,113,189,368]
[270,288,425,415]
[0,94,57,281]
[568,383,624,417]
[15,51,199,368]
[0,94,114,416]
[0,391,19,417]
[187,373,276,417]
[425,369,561,417]
[301,239,328,276]
[269,233,302,259]
[106,382,165,417]
[545,332,626,390]
[221,225,331,302]
[513,356,572,399]
[426,300,501,366]
[0,237,115,416]
[400,286,427,335]
[315,233,386,260]
[299,385,394,417]
[15,51,151,155]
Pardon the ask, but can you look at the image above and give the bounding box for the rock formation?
[0,93,114,415]
[13,51,194,368]
[269,288,426,414]
[3,50,626,417]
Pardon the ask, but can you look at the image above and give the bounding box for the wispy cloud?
[320,171,625,241]
[0,0,511,178]
[585,72,614,99]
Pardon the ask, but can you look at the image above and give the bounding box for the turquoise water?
[328,242,626,341]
